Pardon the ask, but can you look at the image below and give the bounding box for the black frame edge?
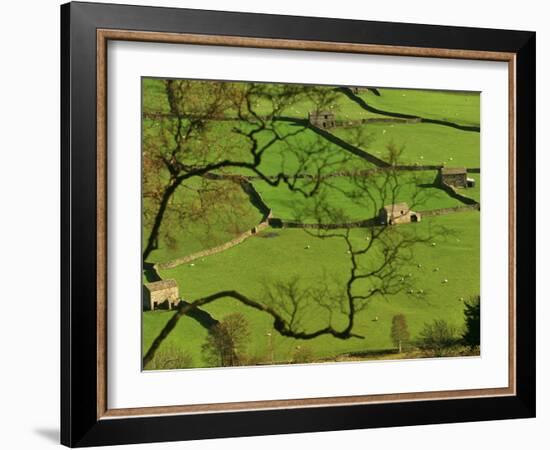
[60,2,72,447]
[62,2,101,446]
[514,32,536,418]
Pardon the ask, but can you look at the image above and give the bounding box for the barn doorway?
[411,214,418,222]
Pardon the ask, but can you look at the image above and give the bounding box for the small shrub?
[462,295,480,348]
[390,314,410,353]
[240,352,268,366]
[417,319,461,357]
[292,345,315,364]
[202,313,251,367]
[144,344,193,370]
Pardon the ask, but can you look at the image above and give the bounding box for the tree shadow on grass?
[179,300,219,329]
[338,87,481,133]
[143,262,161,282]
[33,428,59,444]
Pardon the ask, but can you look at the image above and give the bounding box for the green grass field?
[332,123,480,168]
[253,170,467,223]
[141,78,481,369]
[143,177,264,263]
[357,88,481,127]
[145,212,479,367]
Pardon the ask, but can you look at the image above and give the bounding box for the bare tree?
[417,320,460,357]
[142,80,348,260]
[202,313,251,367]
[143,143,440,367]
[142,82,442,368]
[391,314,410,353]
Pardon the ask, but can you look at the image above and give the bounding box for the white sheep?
[443,278,448,283]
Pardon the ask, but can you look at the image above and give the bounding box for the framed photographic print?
[61,1,536,447]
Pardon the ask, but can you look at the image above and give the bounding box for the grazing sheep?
[443,278,448,283]
[408,289,414,294]
[417,263,422,268]
[431,242,437,247]
[305,245,311,250]
[190,263,195,267]
[434,267,440,272]
[419,289,424,294]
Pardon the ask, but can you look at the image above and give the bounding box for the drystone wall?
[420,205,480,217]
[269,217,378,229]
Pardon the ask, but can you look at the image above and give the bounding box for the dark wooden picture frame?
[61,1,535,447]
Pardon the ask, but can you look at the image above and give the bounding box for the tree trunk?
[143,180,181,261]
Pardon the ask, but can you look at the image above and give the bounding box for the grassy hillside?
[253,171,467,223]
[143,176,264,263]
[357,88,480,127]
[333,123,480,168]
[141,79,481,369]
